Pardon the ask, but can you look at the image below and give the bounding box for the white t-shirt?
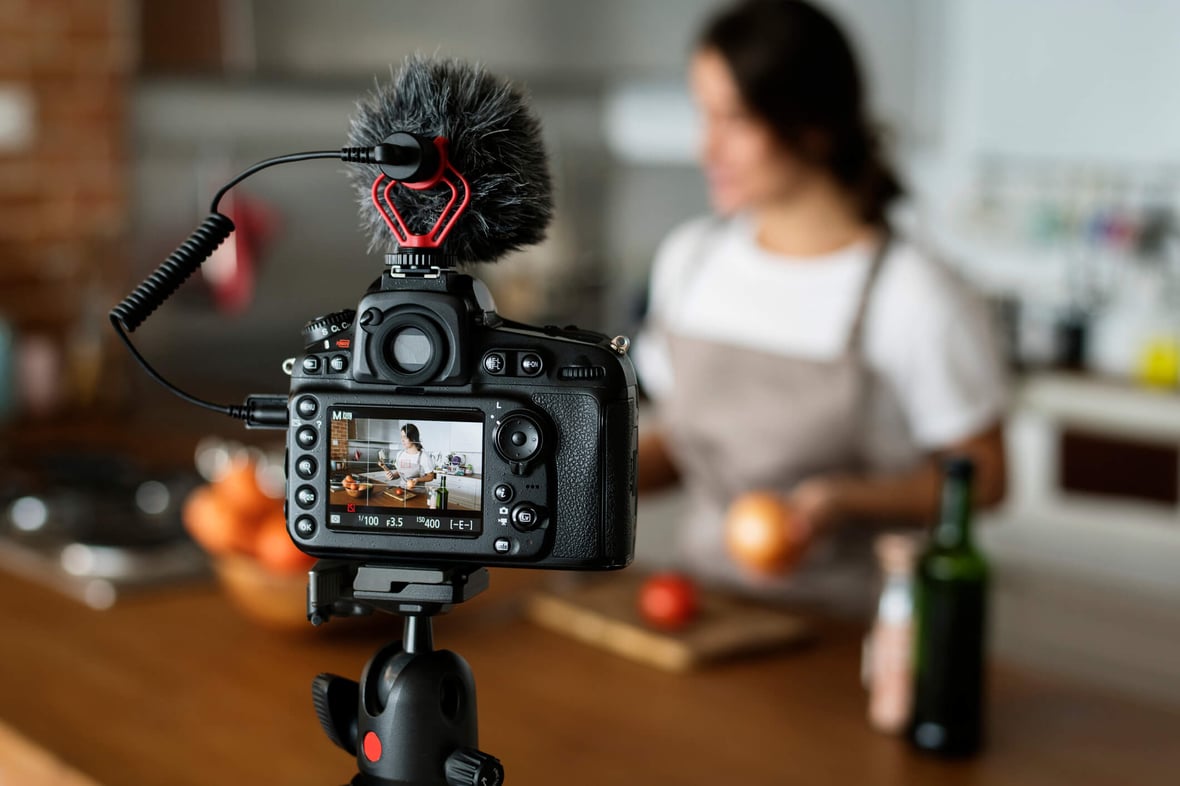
[393,449,432,486]
[635,215,1008,472]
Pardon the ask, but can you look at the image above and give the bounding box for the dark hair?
[401,424,424,451]
[699,0,903,224]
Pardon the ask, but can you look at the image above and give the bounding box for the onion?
[724,492,806,575]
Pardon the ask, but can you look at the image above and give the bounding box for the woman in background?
[636,0,1007,613]
[379,424,436,491]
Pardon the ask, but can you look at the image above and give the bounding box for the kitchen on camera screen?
[326,406,484,537]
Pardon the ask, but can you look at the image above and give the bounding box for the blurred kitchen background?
[2,0,1179,714]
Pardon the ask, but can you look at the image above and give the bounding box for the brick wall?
[0,0,133,409]
[329,419,350,462]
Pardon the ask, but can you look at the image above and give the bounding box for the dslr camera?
[287,259,638,570]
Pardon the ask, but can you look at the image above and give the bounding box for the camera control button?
[520,353,543,376]
[296,396,318,418]
[295,486,318,509]
[509,502,540,533]
[482,352,507,375]
[495,414,542,463]
[329,355,349,373]
[295,456,317,480]
[294,516,317,539]
[493,484,514,503]
[511,503,541,531]
[302,356,321,374]
[296,426,317,449]
[493,537,511,554]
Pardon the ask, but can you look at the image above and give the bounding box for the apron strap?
[844,229,893,355]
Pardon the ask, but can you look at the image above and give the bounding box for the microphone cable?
[109,146,414,422]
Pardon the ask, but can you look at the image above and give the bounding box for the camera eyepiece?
[367,309,450,385]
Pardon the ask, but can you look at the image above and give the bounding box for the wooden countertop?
[328,486,477,511]
[1,569,1178,786]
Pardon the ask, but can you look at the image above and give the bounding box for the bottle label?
[868,621,914,734]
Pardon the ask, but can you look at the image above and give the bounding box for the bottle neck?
[934,473,973,550]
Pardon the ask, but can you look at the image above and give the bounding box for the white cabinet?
[439,475,481,510]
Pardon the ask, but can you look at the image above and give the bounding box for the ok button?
[295,486,317,509]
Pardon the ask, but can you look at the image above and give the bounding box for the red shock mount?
[369,136,471,251]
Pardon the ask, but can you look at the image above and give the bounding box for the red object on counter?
[638,573,700,631]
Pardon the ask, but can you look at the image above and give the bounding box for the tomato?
[638,572,699,631]
[724,492,807,575]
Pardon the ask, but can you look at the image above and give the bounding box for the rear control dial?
[494,413,543,464]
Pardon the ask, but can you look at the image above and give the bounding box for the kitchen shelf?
[1017,372,1180,442]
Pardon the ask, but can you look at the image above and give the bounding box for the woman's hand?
[406,478,418,491]
[638,430,680,494]
[385,469,396,481]
[785,476,847,537]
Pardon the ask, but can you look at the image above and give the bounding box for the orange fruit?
[183,486,255,556]
[214,459,274,519]
[255,513,316,575]
[724,492,807,575]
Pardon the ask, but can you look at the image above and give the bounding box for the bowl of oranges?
[341,475,372,497]
[183,440,316,632]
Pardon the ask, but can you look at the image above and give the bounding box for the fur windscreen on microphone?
[347,56,554,264]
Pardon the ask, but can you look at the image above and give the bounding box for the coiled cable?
[111,212,235,333]
[109,143,425,421]
[109,149,349,419]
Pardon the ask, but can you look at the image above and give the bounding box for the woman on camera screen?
[379,424,437,491]
[635,0,1007,613]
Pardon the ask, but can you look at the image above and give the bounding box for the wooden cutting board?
[0,720,102,786]
[527,573,811,673]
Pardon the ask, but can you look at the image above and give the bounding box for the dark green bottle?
[909,457,988,756]
[436,475,448,511]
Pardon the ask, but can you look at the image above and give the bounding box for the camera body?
[285,266,637,570]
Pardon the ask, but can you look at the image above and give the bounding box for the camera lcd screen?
[326,406,483,537]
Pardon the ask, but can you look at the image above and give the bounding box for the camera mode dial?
[302,310,356,350]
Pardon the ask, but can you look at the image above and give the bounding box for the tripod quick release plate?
[308,561,490,623]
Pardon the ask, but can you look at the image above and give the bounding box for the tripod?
[308,562,504,786]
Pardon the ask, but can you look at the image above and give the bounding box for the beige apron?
[658,229,891,617]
